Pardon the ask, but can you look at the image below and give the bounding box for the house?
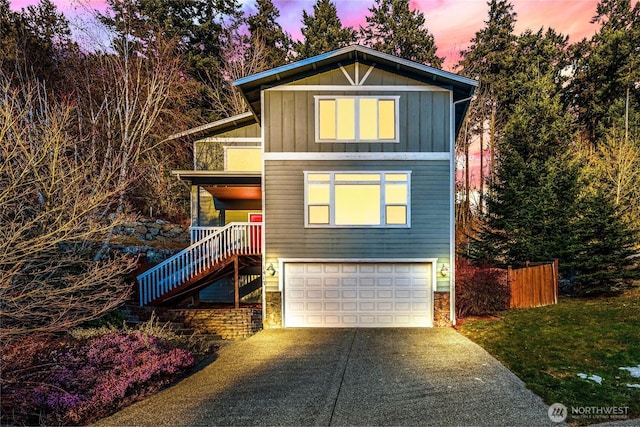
[137,45,477,329]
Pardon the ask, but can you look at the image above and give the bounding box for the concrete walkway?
[97,328,555,426]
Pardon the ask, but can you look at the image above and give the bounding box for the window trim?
[314,96,400,143]
[304,171,411,228]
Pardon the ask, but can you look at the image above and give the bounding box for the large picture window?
[305,172,410,227]
[315,96,399,142]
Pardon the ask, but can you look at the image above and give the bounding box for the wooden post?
[234,255,240,309]
[553,259,559,304]
[507,265,513,308]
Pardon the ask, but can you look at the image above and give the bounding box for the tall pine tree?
[99,0,242,74]
[564,0,640,148]
[293,0,355,59]
[471,72,580,267]
[359,0,443,68]
[247,0,291,68]
[457,0,517,212]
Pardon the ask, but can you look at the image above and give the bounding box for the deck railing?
[190,226,222,244]
[138,222,262,306]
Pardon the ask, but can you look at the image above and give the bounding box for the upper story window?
[305,171,410,228]
[315,96,399,143]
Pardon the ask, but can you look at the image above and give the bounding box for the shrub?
[71,312,213,358]
[1,331,195,426]
[456,258,510,318]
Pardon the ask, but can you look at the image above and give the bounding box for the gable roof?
[233,45,478,136]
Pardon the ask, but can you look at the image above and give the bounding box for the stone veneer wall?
[263,292,282,328]
[166,308,262,340]
[433,291,451,327]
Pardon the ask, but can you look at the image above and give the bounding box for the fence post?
[553,259,559,304]
[507,265,513,308]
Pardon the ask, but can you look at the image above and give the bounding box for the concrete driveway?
[97,328,555,426]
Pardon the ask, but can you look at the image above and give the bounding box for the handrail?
[138,222,262,306]
[190,226,222,244]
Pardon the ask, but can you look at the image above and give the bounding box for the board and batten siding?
[263,160,451,292]
[264,90,450,153]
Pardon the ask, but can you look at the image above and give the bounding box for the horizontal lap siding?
[264,160,450,264]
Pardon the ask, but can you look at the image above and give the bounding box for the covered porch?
[171,170,262,244]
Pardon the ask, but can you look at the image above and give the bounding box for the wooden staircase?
[137,222,262,306]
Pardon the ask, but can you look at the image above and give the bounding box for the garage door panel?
[377,302,393,310]
[284,262,433,327]
[359,290,375,298]
[342,290,357,298]
[377,290,393,298]
[324,302,340,311]
[394,290,411,298]
[359,302,375,310]
[376,264,394,274]
[342,302,357,310]
[359,278,376,286]
[324,290,340,298]
[359,265,375,273]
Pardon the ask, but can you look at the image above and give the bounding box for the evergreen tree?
[294,0,355,59]
[569,183,637,292]
[471,72,580,267]
[99,0,242,76]
[456,0,517,212]
[0,0,77,89]
[359,0,443,67]
[246,0,291,67]
[564,0,640,147]
[506,28,569,113]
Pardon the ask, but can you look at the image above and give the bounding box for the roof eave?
[162,112,256,143]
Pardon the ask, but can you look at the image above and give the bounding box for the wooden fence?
[508,260,559,308]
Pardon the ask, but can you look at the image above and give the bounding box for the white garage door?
[283,262,433,327]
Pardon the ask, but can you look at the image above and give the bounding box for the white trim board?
[264,152,450,161]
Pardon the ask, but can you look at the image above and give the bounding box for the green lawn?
[458,285,640,425]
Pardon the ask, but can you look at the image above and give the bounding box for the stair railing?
[138,222,262,306]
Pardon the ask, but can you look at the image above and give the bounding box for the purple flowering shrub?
[1,332,195,425]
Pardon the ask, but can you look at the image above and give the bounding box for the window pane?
[336,98,355,140]
[385,173,408,181]
[359,98,378,140]
[308,184,330,204]
[318,99,336,139]
[335,184,380,225]
[385,184,408,204]
[309,205,330,224]
[378,99,396,139]
[386,205,407,225]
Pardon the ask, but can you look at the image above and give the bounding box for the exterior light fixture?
[440,264,449,277]
[266,263,276,276]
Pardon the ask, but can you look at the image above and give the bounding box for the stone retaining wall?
[166,308,262,340]
[114,218,189,245]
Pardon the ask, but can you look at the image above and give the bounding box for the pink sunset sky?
[11,0,635,70]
